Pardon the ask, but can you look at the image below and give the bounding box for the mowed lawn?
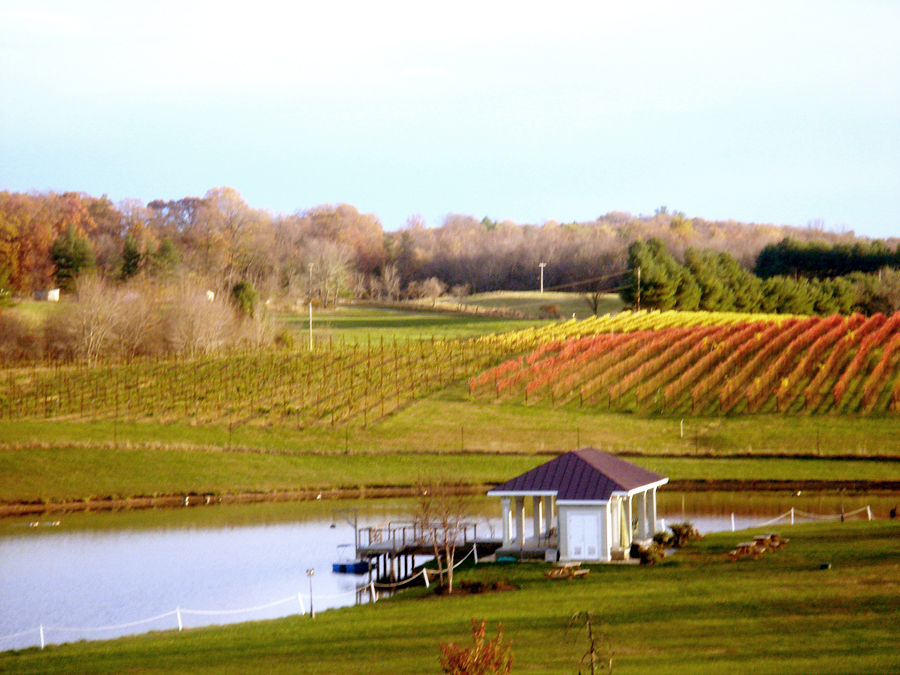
[2,520,898,674]
[4,441,900,506]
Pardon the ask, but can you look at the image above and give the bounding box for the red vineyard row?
[469,313,900,415]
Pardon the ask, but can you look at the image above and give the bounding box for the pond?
[1,491,896,652]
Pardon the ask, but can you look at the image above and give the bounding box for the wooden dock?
[355,521,499,584]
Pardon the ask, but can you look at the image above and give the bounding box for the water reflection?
[1,492,896,651]
[0,499,496,651]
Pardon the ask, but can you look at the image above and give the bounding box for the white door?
[567,512,600,560]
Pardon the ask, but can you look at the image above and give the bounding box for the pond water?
[1,492,896,652]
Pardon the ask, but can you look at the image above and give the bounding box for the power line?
[543,270,628,293]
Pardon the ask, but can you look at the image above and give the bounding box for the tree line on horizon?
[620,238,900,316]
[1,188,898,310]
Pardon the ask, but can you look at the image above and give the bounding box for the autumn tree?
[0,191,87,291]
[202,187,257,287]
[0,196,21,290]
[300,204,387,276]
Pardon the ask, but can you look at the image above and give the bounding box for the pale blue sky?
[1,1,898,238]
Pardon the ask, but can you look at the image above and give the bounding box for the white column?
[501,497,512,546]
[515,496,526,547]
[623,497,633,548]
[648,488,658,534]
[532,496,543,540]
[636,491,648,539]
[601,503,611,561]
[543,496,554,537]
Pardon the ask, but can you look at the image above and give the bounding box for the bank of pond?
[1,491,897,655]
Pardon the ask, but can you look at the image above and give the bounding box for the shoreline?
[3,479,899,518]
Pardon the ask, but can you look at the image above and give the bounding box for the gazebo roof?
[488,447,668,502]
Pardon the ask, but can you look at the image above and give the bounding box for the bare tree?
[583,281,609,316]
[162,282,238,356]
[412,480,474,594]
[407,276,447,304]
[45,275,124,365]
[305,239,353,307]
[379,263,402,301]
[116,280,164,357]
[568,612,613,675]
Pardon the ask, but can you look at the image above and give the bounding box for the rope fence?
[662,505,874,534]
[0,586,360,651]
[0,546,484,652]
[371,542,480,592]
[756,505,872,528]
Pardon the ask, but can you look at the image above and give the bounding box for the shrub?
[439,619,513,675]
[668,522,702,548]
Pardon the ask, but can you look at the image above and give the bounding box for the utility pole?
[539,262,547,294]
[306,568,315,618]
[308,263,314,350]
[636,266,641,311]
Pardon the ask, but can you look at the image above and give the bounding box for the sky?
[1,1,898,238]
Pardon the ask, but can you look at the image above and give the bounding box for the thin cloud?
[1,10,88,36]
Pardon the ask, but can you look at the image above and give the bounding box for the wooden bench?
[728,534,789,561]
[728,542,765,561]
[545,562,590,579]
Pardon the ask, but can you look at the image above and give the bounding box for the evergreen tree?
[621,239,678,310]
[152,237,181,279]
[231,280,259,318]
[716,252,762,311]
[51,225,96,291]
[121,233,142,280]
[674,268,701,310]
[761,277,816,314]
[685,249,734,311]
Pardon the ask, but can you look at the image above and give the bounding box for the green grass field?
[277,304,538,342]
[3,520,898,674]
[434,291,625,320]
[5,441,900,506]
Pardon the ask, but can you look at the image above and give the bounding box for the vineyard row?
[0,337,508,428]
[470,313,900,415]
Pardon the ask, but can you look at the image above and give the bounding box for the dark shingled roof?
[488,447,667,501]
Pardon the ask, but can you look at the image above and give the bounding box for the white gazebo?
[488,447,668,562]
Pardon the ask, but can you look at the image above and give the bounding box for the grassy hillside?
[2,302,899,507]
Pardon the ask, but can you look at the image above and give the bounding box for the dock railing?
[358,521,482,552]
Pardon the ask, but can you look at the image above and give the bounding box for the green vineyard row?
[0,337,507,428]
